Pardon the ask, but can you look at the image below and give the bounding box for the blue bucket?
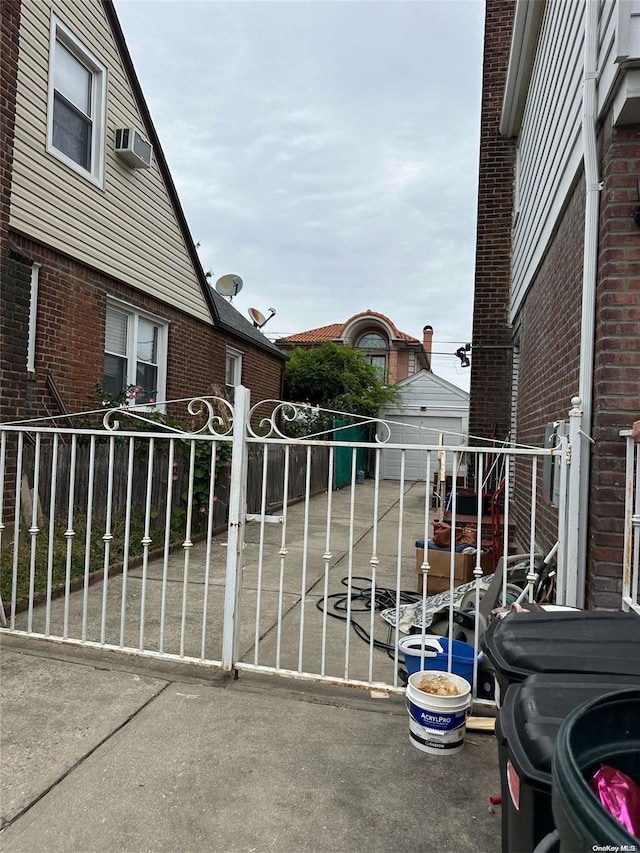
[399,635,482,686]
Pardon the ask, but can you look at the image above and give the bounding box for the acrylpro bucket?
[405,670,472,755]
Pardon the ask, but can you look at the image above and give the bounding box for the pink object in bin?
[589,764,640,838]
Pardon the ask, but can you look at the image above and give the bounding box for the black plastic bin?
[496,673,640,853]
[552,688,640,851]
[482,611,640,706]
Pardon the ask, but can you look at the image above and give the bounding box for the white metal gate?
[0,388,574,694]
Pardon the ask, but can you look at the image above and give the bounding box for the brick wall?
[0,0,23,421]
[1,248,32,422]
[472,2,639,608]
[588,117,640,608]
[4,234,284,422]
[506,114,640,609]
[469,0,516,444]
[510,174,585,554]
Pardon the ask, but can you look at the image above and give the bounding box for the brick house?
[0,0,285,427]
[470,0,640,608]
[276,310,433,386]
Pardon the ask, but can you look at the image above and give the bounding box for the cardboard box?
[415,546,493,594]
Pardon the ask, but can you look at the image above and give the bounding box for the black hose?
[315,575,422,660]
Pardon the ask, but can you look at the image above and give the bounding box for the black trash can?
[482,611,640,706]
[496,673,640,853]
[552,688,640,851]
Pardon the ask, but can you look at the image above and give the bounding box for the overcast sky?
[114,0,485,391]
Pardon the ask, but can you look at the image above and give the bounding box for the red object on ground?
[489,795,502,805]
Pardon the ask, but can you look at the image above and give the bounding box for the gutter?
[568,0,601,608]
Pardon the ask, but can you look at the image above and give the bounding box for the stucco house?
[277,310,470,480]
[470,0,640,609]
[0,0,285,426]
[276,310,433,386]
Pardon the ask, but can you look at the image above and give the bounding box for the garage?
[378,370,469,481]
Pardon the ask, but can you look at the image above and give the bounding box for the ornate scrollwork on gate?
[102,395,234,437]
[246,400,305,439]
[246,399,394,443]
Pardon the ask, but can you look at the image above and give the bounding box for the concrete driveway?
[1,479,502,852]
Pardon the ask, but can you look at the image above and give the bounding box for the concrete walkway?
[0,480,502,853]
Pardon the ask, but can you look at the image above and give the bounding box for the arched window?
[357,333,387,349]
[356,332,388,380]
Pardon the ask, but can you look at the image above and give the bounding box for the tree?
[283,342,396,418]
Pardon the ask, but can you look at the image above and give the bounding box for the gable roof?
[104,2,282,360]
[277,310,420,345]
[391,368,470,402]
[210,290,286,358]
[102,2,217,323]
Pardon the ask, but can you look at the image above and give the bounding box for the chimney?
[422,325,433,369]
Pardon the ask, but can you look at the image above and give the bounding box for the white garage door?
[379,415,465,480]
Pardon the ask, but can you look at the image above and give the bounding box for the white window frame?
[47,15,107,187]
[105,299,168,408]
[225,348,243,387]
[27,264,40,372]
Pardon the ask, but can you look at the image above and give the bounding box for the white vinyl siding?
[510,345,520,445]
[10,0,211,325]
[511,0,584,318]
[617,0,640,60]
[510,0,630,319]
[599,0,619,99]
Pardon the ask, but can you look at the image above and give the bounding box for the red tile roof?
[278,323,345,343]
[276,311,420,344]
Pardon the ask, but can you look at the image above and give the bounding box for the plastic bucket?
[552,688,640,851]
[398,635,482,686]
[406,670,472,755]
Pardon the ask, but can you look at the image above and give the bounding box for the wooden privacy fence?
[16,437,330,532]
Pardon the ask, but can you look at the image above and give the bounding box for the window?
[27,264,40,372]
[225,348,242,387]
[357,333,386,349]
[47,17,106,185]
[104,303,167,405]
[368,355,387,376]
[356,332,388,381]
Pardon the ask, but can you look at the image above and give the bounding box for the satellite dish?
[215,274,243,300]
[248,307,267,328]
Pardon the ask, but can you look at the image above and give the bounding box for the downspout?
[573,0,601,608]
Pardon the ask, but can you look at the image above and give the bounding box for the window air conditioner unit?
[115,127,153,169]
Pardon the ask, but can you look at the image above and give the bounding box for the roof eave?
[499,0,546,137]
[219,323,288,360]
[102,0,220,325]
